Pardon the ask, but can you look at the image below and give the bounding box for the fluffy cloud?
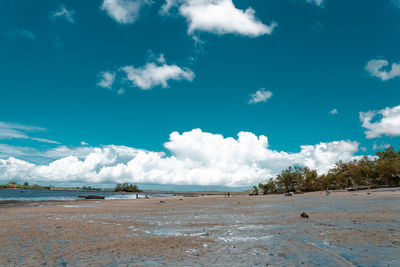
[101,0,152,24]
[51,4,76,23]
[365,59,400,81]
[121,56,194,90]
[0,122,59,144]
[360,105,400,138]
[97,71,116,89]
[161,0,277,37]
[373,143,390,150]
[248,89,272,104]
[306,0,326,7]
[5,28,36,40]
[329,109,338,115]
[0,129,360,187]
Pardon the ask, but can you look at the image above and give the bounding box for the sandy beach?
[1,190,399,266]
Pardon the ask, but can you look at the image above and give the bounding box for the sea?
[0,189,168,201]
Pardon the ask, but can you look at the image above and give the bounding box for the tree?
[114,183,141,192]
[303,167,319,191]
[276,166,301,192]
[252,186,259,195]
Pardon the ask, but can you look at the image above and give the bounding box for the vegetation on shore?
[255,147,400,194]
[0,181,51,190]
[114,183,141,192]
[0,182,110,191]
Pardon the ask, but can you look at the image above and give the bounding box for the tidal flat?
[0,191,399,266]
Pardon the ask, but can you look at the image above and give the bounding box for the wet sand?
[0,190,399,266]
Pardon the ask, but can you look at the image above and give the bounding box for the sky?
[0,0,400,190]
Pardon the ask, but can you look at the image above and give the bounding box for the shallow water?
[0,188,167,201]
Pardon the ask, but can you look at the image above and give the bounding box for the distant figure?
[227,192,230,197]
[326,188,330,196]
[136,194,138,199]
[145,194,148,199]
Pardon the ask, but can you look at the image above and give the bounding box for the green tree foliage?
[252,185,259,195]
[0,181,51,190]
[258,179,277,194]
[255,147,400,193]
[114,183,141,192]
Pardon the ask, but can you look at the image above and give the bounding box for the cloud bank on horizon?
[0,128,359,187]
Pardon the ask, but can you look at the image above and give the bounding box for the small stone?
[300,212,309,219]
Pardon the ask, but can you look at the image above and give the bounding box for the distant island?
[114,183,141,193]
[0,181,108,191]
[0,181,51,190]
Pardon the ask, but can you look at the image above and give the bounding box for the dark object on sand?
[78,195,105,199]
[300,212,309,218]
[346,186,370,191]
[284,192,294,196]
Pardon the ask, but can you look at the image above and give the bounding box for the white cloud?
[161,0,277,37]
[365,59,400,81]
[0,122,59,144]
[51,4,76,23]
[101,0,152,24]
[0,129,360,187]
[122,58,194,90]
[373,143,390,150]
[360,105,400,138]
[6,28,36,40]
[80,141,89,146]
[329,109,338,115]
[248,89,272,104]
[97,71,116,89]
[306,0,326,7]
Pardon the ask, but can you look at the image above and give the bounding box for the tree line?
[0,181,51,190]
[255,147,400,194]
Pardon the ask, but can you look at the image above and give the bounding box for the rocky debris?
[300,212,309,219]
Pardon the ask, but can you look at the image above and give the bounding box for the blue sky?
[0,0,399,189]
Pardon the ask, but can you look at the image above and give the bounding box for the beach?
[1,190,399,266]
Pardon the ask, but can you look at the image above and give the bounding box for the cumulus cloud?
[6,28,36,40]
[0,129,360,187]
[365,59,400,81]
[329,109,338,115]
[101,0,152,24]
[373,143,390,150]
[306,0,326,7]
[248,89,272,104]
[360,105,400,138]
[0,122,59,144]
[51,4,76,23]
[161,0,277,37]
[121,57,194,90]
[97,71,116,89]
